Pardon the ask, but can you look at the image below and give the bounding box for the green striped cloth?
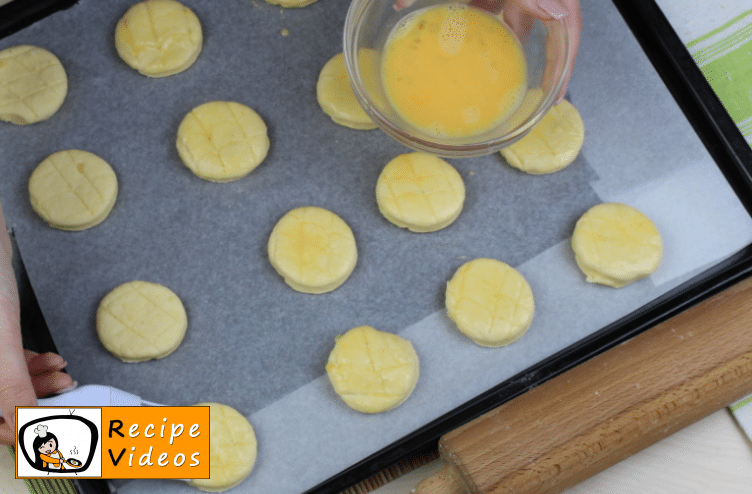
[2,447,78,494]
[23,478,79,494]
[731,394,752,439]
[685,8,752,145]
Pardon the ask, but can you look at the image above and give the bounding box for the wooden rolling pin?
[414,274,752,494]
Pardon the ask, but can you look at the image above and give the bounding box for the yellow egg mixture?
[381,2,527,138]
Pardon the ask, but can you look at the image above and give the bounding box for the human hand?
[0,202,75,446]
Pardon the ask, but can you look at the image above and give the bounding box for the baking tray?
[2,0,752,493]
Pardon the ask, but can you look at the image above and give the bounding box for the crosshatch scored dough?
[446,258,535,347]
[97,281,188,362]
[29,150,118,231]
[188,403,257,492]
[115,0,203,77]
[571,202,663,288]
[316,51,378,130]
[176,101,270,182]
[376,152,465,232]
[0,45,67,125]
[500,97,585,174]
[268,207,357,293]
[326,326,420,413]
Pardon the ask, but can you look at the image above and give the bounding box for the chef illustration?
[32,424,66,470]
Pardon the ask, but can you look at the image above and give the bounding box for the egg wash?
[381,2,527,138]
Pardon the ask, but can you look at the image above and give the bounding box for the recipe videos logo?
[16,406,209,480]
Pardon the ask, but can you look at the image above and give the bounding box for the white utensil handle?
[0,385,159,417]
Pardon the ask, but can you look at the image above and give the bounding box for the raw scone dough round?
[376,152,465,232]
[0,45,67,125]
[326,326,419,413]
[571,202,662,288]
[188,403,257,492]
[500,97,584,174]
[176,101,269,182]
[115,0,202,77]
[268,207,357,294]
[97,281,188,362]
[446,258,535,347]
[316,51,378,130]
[29,150,118,231]
[265,0,318,8]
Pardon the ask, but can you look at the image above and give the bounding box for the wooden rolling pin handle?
[413,275,752,494]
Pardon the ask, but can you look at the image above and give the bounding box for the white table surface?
[370,408,752,494]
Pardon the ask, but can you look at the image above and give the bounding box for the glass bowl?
[343,0,571,157]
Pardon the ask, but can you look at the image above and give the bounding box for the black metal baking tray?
[4,0,752,493]
[0,0,77,39]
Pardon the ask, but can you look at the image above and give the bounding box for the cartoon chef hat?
[34,424,48,438]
